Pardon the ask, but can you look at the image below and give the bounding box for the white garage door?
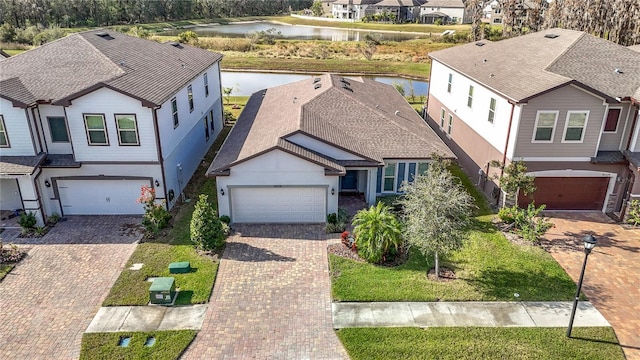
[231,187,326,223]
[58,179,149,215]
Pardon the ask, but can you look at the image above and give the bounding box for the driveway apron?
[543,212,640,360]
[0,216,140,359]
[182,224,348,360]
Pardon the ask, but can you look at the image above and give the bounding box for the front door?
[341,170,358,192]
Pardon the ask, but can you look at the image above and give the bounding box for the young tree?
[311,0,323,17]
[466,0,487,41]
[352,202,403,264]
[222,86,234,105]
[491,160,535,207]
[400,158,474,279]
[357,33,382,61]
[190,194,225,251]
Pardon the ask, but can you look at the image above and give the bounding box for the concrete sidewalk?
[333,301,610,328]
[85,305,207,333]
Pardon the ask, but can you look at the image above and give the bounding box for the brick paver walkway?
[542,212,640,360]
[0,216,140,359]
[182,224,348,360]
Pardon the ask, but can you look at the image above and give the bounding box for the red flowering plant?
[137,185,171,235]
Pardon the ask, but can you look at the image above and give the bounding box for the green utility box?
[149,277,176,305]
[169,261,191,274]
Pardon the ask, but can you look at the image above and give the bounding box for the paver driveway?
[0,216,140,359]
[183,224,348,360]
[543,212,640,360]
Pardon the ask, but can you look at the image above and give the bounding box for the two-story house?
[0,30,223,225]
[420,0,465,24]
[332,0,381,20]
[426,28,640,218]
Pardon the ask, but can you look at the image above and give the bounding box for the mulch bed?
[328,243,364,262]
[427,267,456,281]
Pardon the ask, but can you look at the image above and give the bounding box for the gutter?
[152,107,168,209]
[497,101,516,205]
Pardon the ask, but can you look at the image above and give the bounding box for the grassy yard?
[102,127,231,306]
[330,165,578,302]
[0,264,15,281]
[80,330,196,360]
[337,327,624,360]
[222,96,249,121]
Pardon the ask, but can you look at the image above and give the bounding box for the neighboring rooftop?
[0,29,222,108]
[208,74,453,176]
[429,28,640,103]
[420,0,464,8]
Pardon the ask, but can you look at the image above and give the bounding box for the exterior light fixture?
[155,179,160,187]
[567,234,598,337]
[331,188,335,195]
[220,188,225,196]
[44,179,51,188]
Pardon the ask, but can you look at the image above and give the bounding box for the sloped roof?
[0,153,46,175]
[430,28,640,103]
[0,30,222,108]
[629,44,640,53]
[375,0,425,6]
[420,0,464,8]
[208,74,453,176]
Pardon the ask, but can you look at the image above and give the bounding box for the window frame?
[562,110,590,143]
[187,85,194,113]
[203,73,209,97]
[114,114,140,146]
[47,116,70,143]
[447,114,453,135]
[488,98,497,124]
[0,115,9,148]
[440,108,446,128]
[604,107,622,133]
[171,97,179,128]
[203,116,210,141]
[83,113,109,146]
[531,110,558,143]
[447,73,452,93]
[467,85,474,108]
[209,110,214,132]
[383,162,397,193]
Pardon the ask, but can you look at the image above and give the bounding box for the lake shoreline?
[219,67,430,81]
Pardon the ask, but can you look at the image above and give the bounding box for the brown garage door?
[518,177,609,210]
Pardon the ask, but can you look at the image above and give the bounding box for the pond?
[162,21,428,42]
[221,71,429,97]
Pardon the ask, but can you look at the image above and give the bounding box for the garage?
[518,177,609,210]
[58,179,150,215]
[230,187,326,223]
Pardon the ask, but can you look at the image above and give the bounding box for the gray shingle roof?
[0,153,46,175]
[208,74,453,176]
[420,0,464,8]
[0,30,222,108]
[430,28,640,103]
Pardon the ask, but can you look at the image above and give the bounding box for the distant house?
[482,0,544,25]
[321,0,337,15]
[207,74,453,223]
[426,28,640,217]
[332,0,380,20]
[0,30,223,224]
[420,0,465,24]
[369,0,424,22]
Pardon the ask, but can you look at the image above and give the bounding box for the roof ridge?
[544,31,586,73]
[75,31,126,78]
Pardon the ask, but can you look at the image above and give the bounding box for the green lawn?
[102,127,231,306]
[80,331,196,360]
[330,165,578,302]
[337,327,624,360]
[0,264,16,281]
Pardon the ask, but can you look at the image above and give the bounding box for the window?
[563,111,589,142]
[532,111,558,142]
[84,114,108,145]
[447,73,452,93]
[187,85,194,112]
[417,162,429,175]
[440,108,446,128]
[203,116,210,141]
[604,108,621,132]
[0,115,9,147]
[171,97,179,128]
[209,110,214,132]
[115,114,139,145]
[47,116,69,143]
[467,85,474,108]
[203,73,209,97]
[448,114,453,135]
[488,98,496,123]
[383,163,396,192]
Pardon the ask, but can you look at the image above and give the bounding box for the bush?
[353,203,403,264]
[0,241,25,263]
[327,213,338,224]
[219,215,231,224]
[499,204,553,243]
[190,194,225,251]
[325,222,346,234]
[137,186,171,235]
[47,212,61,225]
[376,195,403,214]
[627,200,640,226]
[18,211,37,230]
[177,30,198,44]
[498,206,517,224]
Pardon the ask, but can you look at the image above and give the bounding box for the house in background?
[321,0,337,15]
[0,30,223,224]
[482,0,545,25]
[420,0,465,24]
[332,0,380,20]
[208,74,453,223]
[426,28,640,218]
[369,0,424,22]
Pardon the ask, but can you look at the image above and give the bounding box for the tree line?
[466,0,640,46]
[0,0,313,28]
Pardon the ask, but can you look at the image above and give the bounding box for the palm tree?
[352,202,403,263]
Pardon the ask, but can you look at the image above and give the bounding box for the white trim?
[382,162,397,193]
[467,85,474,108]
[630,108,640,152]
[618,105,634,150]
[603,106,623,134]
[440,108,446,128]
[531,110,558,143]
[561,110,590,143]
[517,157,592,162]
[525,169,616,213]
[447,113,453,135]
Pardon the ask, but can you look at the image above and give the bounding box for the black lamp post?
[566,234,598,338]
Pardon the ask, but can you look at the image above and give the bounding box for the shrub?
[47,212,60,225]
[18,211,37,230]
[353,203,403,264]
[137,186,171,235]
[500,203,553,243]
[325,222,346,234]
[627,200,640,226]
[0,241,25,263]
[327,213,338,224]
[337,207,348,223]
[177,30,198,44]
[498,206,517,224]
[219,215,231,224]
[190,194,225,251]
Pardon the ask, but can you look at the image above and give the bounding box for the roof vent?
[475,42,485,46]
[168,41,183,48]
[394,110,400,116]
[95,32,114,40]
[342,84,353,92]
[544,34,560,39]
[340,78,351,86]
[313,77,321,83]
[614,68,624,74]
[314,83,322,90]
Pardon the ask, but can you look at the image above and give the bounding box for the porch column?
[17,174,45,226]
[366,168,377,205]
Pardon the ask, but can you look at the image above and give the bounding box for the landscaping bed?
[0,242,27,281]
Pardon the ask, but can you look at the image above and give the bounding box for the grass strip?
[80,330,197,360]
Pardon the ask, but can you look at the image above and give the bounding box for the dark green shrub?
[627,200,640,226]
[190,194,225,250]
[219,215,231,224]
[327,213,338,224]
[325,222,346,234]
[353,203,403,264]
[18,211,37,229]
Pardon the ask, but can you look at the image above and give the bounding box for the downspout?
[152,107,168,210]
[497,101,516,206]
[32,107,47,154]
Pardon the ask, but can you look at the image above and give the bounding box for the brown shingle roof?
[0,30,222,107]
[208,74,453,176]
[0,153,46,175]
[430,28,640,103]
